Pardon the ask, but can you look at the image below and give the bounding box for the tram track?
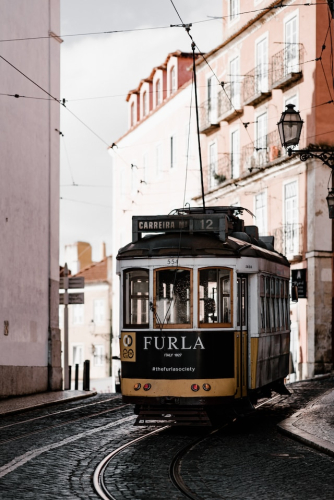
[92,395,286,500]
[0,400,131,446]
[0,396,122,430]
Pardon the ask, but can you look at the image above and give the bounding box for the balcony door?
[284,181,298,255]
[207,75,216,123]
[285,16,298,74]
[256,37,268,93]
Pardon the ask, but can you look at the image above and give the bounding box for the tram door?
[235,275,248,398]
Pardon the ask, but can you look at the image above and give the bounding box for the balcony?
[271,45,304,91]
[207,154,236,190]
[243,65,271,107]
[217,84,242,122]
[242,130,284,172]
[273,223,303,262]
[199,99,220,134]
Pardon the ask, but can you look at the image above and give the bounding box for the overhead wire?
[0,53,110,147]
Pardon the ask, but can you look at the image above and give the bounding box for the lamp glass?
[326,189,334,219]
[277,104,303,148]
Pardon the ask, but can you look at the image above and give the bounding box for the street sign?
[59,292,84,305]
[59,276,85,289]
[291,269,307,299]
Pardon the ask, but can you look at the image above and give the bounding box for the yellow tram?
[117,207,291,425]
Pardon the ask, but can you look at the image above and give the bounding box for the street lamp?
[277,103,303,148]
[277,104,334,218]
[326,189,334,219]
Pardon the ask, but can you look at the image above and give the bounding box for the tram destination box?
[132,214,228,242]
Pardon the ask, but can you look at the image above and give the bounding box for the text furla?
[143,336,205,350]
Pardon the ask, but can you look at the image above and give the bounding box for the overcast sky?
[60,0,222,263]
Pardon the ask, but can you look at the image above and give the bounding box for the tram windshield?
[124,269,149,328]
[199,268,232,326]
[154,269,191,327]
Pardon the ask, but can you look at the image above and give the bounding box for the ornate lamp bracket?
[287,147,334,169]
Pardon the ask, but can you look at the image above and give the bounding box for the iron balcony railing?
[243,64,271,105]
[271,45,304,88]
[242,130,284,171]
[207,153,242,190]
[199,99,219,133]
[273,223,303,257]
[217,83,242,120]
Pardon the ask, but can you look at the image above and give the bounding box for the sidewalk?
[0,390,97,416]
[278,386,334,458]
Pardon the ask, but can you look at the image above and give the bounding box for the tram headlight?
[203,383,211,391]
[134,383,141,391]
[191,384,200,392]
[143,383,151,391]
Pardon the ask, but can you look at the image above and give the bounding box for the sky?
[59,0,223,263]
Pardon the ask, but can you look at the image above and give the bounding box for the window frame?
[153,267,193,329]
[123,268,150,329]
[198,267,234,329]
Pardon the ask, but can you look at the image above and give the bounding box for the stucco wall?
[0,0,61,396]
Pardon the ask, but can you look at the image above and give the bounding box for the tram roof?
[116,231,289,266]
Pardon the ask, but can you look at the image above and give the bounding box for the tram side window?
[124,269,149,328]
[199,268,232,326]
[155,269,191,327]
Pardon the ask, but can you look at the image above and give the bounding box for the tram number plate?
[193,218,217,230]
[167,258,178,266]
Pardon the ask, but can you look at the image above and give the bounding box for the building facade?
[60,243,113,384]
[0,0,62,396]
[194,0,334,379]
[110,51,202,373]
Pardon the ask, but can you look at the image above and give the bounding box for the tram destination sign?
[132,214,228,242]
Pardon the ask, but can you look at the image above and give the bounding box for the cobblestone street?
[0,379,333,499]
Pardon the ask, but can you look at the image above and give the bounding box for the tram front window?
[155,269,191,327]
[199,268,232,326]
[124,269,149,328]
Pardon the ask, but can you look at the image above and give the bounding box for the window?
[142,153,148,182]
[230,0,239,21]
[94,299,105,325]
[154,268,191,328]
[156,79,161,105]
[207,75,216,123]
[285,15,298,74]
[156,143,162,174]
[256,37,268,93]
[170,67,176,94]
[199,268,233,327]
[93,345,104,366]
[259,276,289,333]
[73,304,84,325]
[284,181,298,254]
[124,269,149,328]
[142,91,147,117]
[209,142,217,189]
[170,135,177,168]
[230,57,240,108]
[231,130,240,179]
[256,112,267,164]
[73,345,83,366]
[255,192,266,236]
[131,102,135,127]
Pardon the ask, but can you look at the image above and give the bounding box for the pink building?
[195,0,334,379]
[110,52,202,377]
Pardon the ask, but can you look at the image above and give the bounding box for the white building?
[0,0,62,396]
[110,51,203,371]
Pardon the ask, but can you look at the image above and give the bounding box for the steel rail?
[0,403,131,445]
[169,395,284,499]
[93,426,169,500]
[0,396,121,430]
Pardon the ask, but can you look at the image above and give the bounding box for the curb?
[0,390,98,417]
[277,390,334,459]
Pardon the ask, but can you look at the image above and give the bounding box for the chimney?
[101,242,106,260]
